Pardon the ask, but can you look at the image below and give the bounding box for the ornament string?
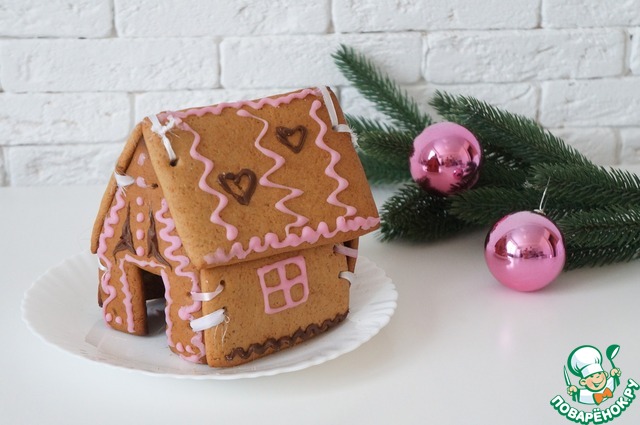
[534,178,551,215]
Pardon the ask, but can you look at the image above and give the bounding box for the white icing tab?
[148,114,178,163]
[114,172,135,187]
[339,271,356,285]
[97,256,108,271]
[317,86,357,144]
[318,86,340,127]
[191,284,224,302]
[190,308,226,332]
[334,244,359,258]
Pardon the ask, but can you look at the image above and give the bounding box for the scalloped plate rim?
[22,252,397,380]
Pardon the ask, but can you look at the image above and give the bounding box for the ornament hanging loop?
[533,178,551,215]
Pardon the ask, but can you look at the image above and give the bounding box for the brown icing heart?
[276,126,307,153]
[217,169,257,206]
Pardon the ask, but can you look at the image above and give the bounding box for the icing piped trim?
[318,86,339,127]
[174,118,239,241]
[160,88,320,121]
[190,308,226,332]
[97,188,127,320]
[97,257,108,271]
[114,172,135,187]
[334,244,358,258]
[155,88,322,242]
[155,199,202,322]
[309,99,357,217]
[338,271,356,284]
[203,215,380,265]
[119,254,169,333]
[191,284,224,302]
[148,114,178,164]
[237,109,308,234]
[317,86,357,144]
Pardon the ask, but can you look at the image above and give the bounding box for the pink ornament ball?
[484,211,566,292]
[409,122,482,196]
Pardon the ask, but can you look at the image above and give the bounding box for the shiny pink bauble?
[484,211,565,292]
[484,211,566,292]
[409,122,482,196]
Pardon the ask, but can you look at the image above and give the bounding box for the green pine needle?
[336,45,640,271]
[475,161,529,189]
[531,164,640,209]
[357,130,414,169]
[449,187,542,226]
[559,206,640,249]
[379,183,470,241]
[565,245,640,270]
[431,91,592,168]
[346,114,396,134]
[357,149,411,184]
[333,45,431,134]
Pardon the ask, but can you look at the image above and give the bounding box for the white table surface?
[2,183,640,425]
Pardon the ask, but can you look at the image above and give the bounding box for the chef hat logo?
[568,345,604,379]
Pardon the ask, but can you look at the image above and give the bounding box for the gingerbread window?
[257,256,309,314]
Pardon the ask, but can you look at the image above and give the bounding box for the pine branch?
[431,91,592,168]
[357,149,411,184]
[475,161,529,189]
[565,245,640,270]
[346,114,396,135]
[379,183,470,241]
[449,187,542,226]
[357,130,414,169]
[333,45,431,134]
[530,164,640,209]
[336,46,640,272]
[559,206,640,249]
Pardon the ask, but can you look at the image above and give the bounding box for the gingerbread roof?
[91,87,379,269]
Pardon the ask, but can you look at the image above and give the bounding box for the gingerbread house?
[90,87,380,367]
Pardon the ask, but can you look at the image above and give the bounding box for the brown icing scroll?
[276,126,307,153]
[113,205,136,256]
[224,311,348,361]
[147,208,172,269]
[217,169,257,206]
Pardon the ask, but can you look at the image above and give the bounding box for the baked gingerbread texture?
[90,87,379,367]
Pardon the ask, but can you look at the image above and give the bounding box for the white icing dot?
[136,196,144,206]
[115,316,123,325]
[176,342,184,352]
[136,247,145,256]
[136,229,144,240]
[105,313,113,322]
[136,213,144,223]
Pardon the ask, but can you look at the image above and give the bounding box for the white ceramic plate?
[22,252,397,379]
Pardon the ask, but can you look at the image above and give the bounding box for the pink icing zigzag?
[169,117,238,241]
[97,188,127,321]
[204,215,380,265]
[117,258,135,333]
[237,109,308,234]
[155,88,320,241]
[161,88,319,121]
[309,99,357,217]
[118,255,169,334]
[155,198,205,363]
[159,269,176,350]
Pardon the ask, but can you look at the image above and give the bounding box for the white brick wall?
[0,0,638,186]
